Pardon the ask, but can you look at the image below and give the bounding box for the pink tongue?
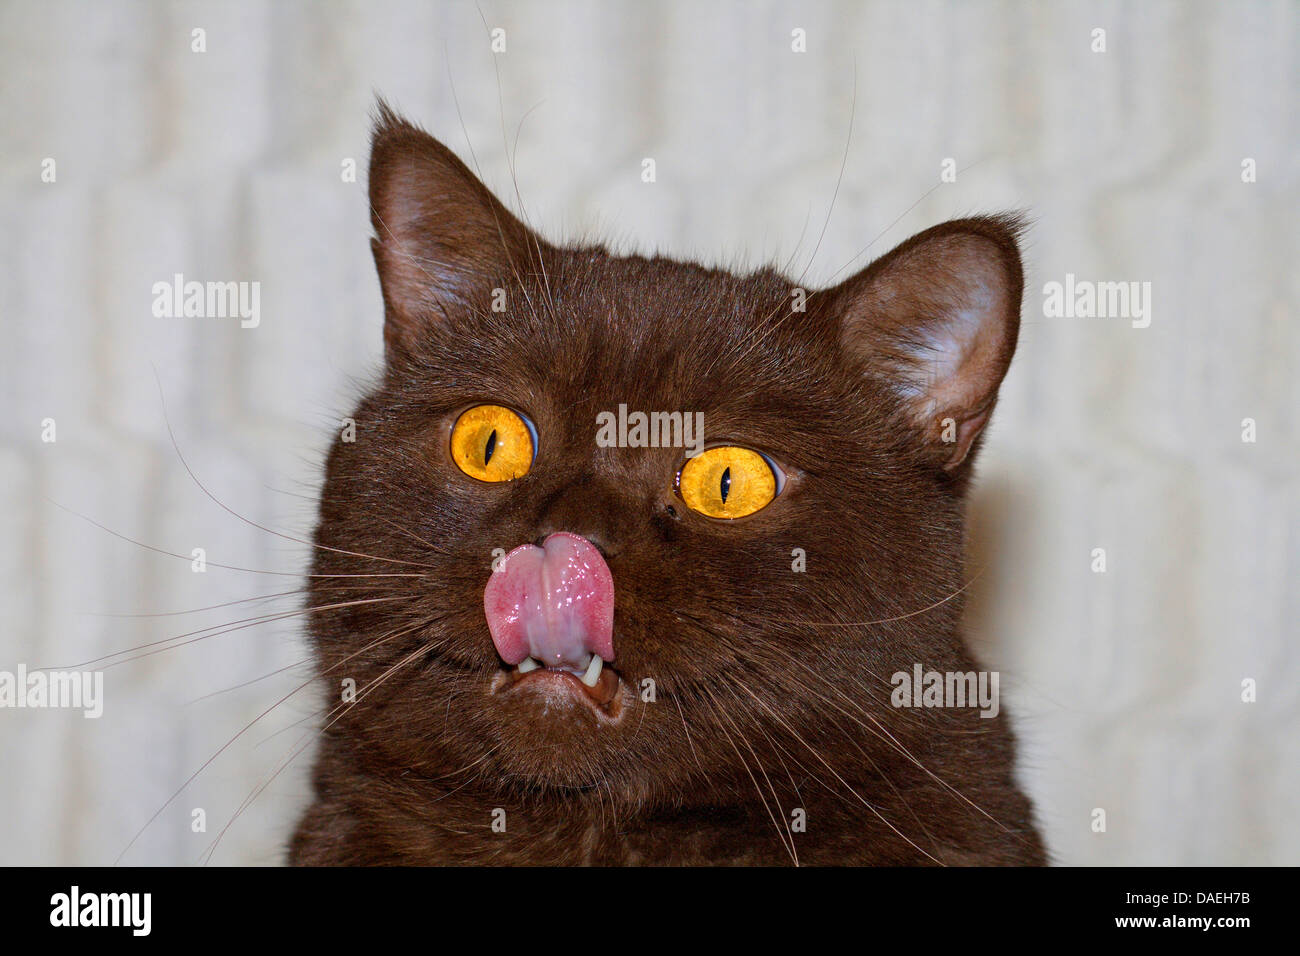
[484,532,615,669]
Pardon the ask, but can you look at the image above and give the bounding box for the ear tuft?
[833,214,1025,471]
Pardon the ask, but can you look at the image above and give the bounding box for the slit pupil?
[720,467,731,504]
[484,429,497,465]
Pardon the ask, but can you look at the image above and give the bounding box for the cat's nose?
[531,482,621,559]
[532,532,613,559]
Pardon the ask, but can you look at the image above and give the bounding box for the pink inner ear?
[904,279,1015,469]
[834,217,1024,469]
[916,292,1009,405]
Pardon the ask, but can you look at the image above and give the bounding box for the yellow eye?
[678,446,778,519]
[450,405,535,482]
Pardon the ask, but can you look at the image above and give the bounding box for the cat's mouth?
[490,654,624,720]
[483,532,623,720]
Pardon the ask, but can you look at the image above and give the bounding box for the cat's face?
[307,106,1023,806]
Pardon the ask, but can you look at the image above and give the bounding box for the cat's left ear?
[829,215,1024,471]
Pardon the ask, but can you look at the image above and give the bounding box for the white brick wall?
[1,0,1295,865]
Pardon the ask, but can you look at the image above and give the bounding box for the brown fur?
[289,105,1046,866]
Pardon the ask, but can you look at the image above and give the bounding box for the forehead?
[403,252,896,476]
[441,254,838,408]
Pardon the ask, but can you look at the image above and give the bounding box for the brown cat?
[289,104,1045,865]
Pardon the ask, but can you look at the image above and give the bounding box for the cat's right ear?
[368,102,542,359]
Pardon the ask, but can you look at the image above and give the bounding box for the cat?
[288,103,1046,865]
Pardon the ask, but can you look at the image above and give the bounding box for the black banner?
[4,867,1274,942]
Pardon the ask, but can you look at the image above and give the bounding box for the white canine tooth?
[517,657,541,673]
[580,654,604,687]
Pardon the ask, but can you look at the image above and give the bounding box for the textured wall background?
[1,0,1295,865]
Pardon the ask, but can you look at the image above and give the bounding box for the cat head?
[308,105,1023,804]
